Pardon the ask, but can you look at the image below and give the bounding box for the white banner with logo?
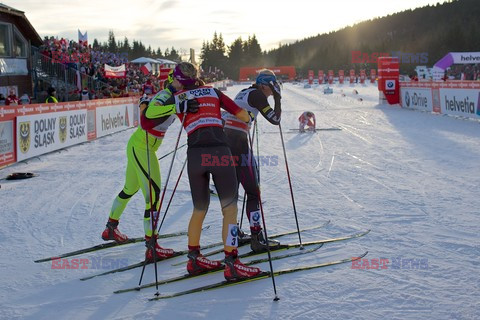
[104,64,126,78]
[95,104,134,138]
[450,52,480,64]
[16,110,88,161]
[439,89,480,119]
[401,88,433,112]
[0,121,15,166]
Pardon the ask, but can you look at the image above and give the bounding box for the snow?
[1,83,479,320]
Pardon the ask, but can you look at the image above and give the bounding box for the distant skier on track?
[298,111,316,132]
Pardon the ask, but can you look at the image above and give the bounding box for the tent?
[130,57,160,64]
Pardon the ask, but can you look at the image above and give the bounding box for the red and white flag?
[104,64,126,78]
[141,63,152,75]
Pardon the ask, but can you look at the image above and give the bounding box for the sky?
[8,0,447,59]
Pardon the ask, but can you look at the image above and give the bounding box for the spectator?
[46,87,58,103]
[19,93,31,105]
[0,94,5,105]
[81,88,90,101]
[5,90,19,106]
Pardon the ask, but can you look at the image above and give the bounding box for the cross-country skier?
[101,69,177,262]
[222,69,282,252]
[298,111,316,132]
[141,62,262,280]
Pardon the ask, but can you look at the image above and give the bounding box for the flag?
[104,64,126,78]
[78,29,88,46]
[141,63,152,75]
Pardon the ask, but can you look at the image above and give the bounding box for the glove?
[139,97,150,112]
[177,98,199,113]
[246,111,255,124]
[268,81,281,100]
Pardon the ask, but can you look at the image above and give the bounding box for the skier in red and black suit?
[222,69,282,252]
[141,62,262,281]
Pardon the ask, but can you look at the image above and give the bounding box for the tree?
[227,37,244,79]
[243,35,262,67]
[107,30,117,53]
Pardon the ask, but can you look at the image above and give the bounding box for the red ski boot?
[187,246,223,275]
[101,218,128,244]
[145,235,175,262]
[224,249,262,281]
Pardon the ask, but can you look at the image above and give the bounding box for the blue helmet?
[256,69,277,85]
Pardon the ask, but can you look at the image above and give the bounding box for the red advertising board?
[328,70,334,84]
[378,57,400,104]
[349,69,355,84]
[308,70,314,85]
[360,70,366,84]
[318,70,324,84]
[338,70,344,84]
[370,69,377,83]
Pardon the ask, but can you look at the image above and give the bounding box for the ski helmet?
[256,69,277,85]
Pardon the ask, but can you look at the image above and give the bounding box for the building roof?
[0,3,42,46]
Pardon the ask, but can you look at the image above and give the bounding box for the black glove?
[177,98,199,113]
[139,97,150,108]
[268,81,281,100]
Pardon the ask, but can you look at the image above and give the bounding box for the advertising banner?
[328,70,334,84]
[338,70,344,84]
[440,88,480,119]
[16,110,88,161]
[308,70,314,85]
[318,70,324,84]
[104,64,126,78]
[401,88,433,112]
[0,120,15,167]
[95,104,134,138]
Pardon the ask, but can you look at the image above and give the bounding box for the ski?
[114,244,324,294]
[262,128,341,134]
[170,221,331,266]
[34,225,210,263]
[149,251,369,300]
[80,222,332,280]
[79,250,188,281]
[289,128,342,131]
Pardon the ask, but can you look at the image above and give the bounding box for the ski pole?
[138,130,160,289]
[246,128,279,301]
[139,116,186,291]
[239,120,257,230]
[255,120,261,183]
[278,123,303,248]
[156,156,187,234]
[158,142,187,160]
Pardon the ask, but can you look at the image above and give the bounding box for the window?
[0,24,11,57]
[13,27,27,58]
